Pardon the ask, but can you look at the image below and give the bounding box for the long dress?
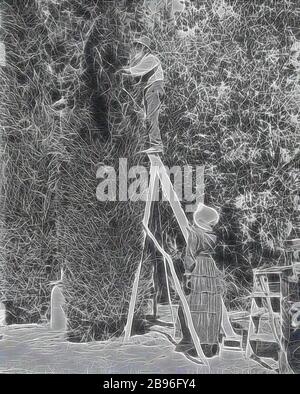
[183,226,222,346]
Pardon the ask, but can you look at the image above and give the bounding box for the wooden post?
[280,266,298,374]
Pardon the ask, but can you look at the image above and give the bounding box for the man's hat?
[193,203,219,231]
[132,36,151,50]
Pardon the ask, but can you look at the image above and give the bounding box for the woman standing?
[176,204,222,358]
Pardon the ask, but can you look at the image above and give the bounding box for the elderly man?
[119,36,165,154]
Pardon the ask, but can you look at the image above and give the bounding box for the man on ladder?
[119,35,167,318]
[119,36,242,365]
[119,35,165,154]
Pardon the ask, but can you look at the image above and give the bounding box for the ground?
[0,325,275,374]
[0,306,274,374]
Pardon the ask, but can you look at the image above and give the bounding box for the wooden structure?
[123,154,208,365]
[246,254,300,373]
[123,153,242,365]
[284,239,300,374]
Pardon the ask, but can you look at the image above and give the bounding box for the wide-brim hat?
[132,36,151,50]
[193,203,219,231]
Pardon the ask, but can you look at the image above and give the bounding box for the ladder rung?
[251,311,280,319]
[222,336,243,351]
[249,334,279,343]
[250,292,281,298]
[253,266,293,274]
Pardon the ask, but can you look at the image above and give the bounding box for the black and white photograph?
[0,0,299,375]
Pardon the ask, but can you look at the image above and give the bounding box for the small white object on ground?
[50,285,67,331]
[0,302,5,326]
[0,42,6,66]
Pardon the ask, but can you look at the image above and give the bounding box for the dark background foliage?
[0,0,299,337]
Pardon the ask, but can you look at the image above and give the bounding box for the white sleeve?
[128,55,159,77]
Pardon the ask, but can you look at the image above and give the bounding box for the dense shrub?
[0,0,61,323]
[36,0,152,341]
[0,0,151,334]
[0,0,299,332]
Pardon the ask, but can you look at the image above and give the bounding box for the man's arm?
[122,54,159,77]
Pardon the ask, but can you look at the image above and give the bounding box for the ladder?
[245,266,294,372]
[123,153,242,363]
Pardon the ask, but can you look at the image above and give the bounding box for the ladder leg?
[259,275,282,349]
[162,256,176,335]
[221,299,243,351]
[149,154,190,243]
[123,166,158,341]
[153,278,158,319]
[153,200,174,325]
[245,299,256,359]
[144,222,209,366]
[221,299,240,339]
[149,200,165,319]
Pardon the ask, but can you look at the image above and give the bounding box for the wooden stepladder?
[245,266,295,373]
[123,153,241,364]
